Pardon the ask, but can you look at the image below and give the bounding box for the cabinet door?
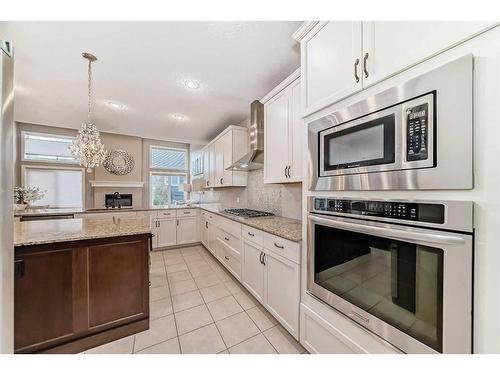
[208,143,216,188]
[201,219,209,248]
[362,21,496,86]
[177,217,198,245]
[242,240,265,303]
[214,138,225,187]
[302,21,362,116]
[288,79,302,181]
[14,248,79,350]
[208,221,217,255]
[87,238,149,329]
[156,218,177,248]
[221,131,234,186]
[264,90,290,183]
[151,219,159,249]
[263,251,300,339]
[203,148,211,188]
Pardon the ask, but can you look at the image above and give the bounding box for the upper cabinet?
[202,126,248,188]
[299,21,362,117]
[263,70,302,184]
[294,21,497,117]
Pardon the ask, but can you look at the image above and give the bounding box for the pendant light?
[69,52,107,173]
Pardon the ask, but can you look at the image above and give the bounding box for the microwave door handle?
[308,214,467,245]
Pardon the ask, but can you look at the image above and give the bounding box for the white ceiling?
[0,21,301,145]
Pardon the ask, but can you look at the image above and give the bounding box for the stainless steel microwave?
[308,54,473,191]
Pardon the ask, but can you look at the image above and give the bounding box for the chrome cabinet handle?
[224,255,229,261]
[259,251,263,264]
[176,219,179,226]
[248,232,255,237]
[284,166,287,178]
[274,242,284,249]
[224,237,229,241]
[220,178,223,185]
[287,165,291,178]
[363,53,369,78]
[205,221,208,229]
[262,253,266,266]
[354,58,360,83]
[183,211,190,214]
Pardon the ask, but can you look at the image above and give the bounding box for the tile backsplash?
[193,169,302,220]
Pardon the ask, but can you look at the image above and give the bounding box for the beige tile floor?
[84,244,307,354]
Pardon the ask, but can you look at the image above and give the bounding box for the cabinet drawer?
[157,210,176,218]
[204,210,216,222]
[177,208,198,217]
[242,225,264,247]
[263,233,300,264]
[218,216,241,238]
[217,239,242,280]
[217,228,241,255]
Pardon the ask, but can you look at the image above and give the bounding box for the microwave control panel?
[406,102,429,162]
[313,198,444,224]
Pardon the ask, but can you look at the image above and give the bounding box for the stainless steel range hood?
[226,100,264,171]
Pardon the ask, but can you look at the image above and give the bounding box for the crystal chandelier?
[69,52,107,173]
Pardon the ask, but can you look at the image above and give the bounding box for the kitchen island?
[13,216,152,354]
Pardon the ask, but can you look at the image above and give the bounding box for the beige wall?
[16,122,189,209]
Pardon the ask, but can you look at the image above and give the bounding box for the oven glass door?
[313,222,443,352]
[320,111,396,175]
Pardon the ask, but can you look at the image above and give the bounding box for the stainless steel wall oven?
[308,54,473,191]
[307,197,473,353]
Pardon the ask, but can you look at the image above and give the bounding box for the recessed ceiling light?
[105,101,127,111]
[185,80,200,90]
[171,113,187,121]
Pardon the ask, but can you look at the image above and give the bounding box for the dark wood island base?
[14,233,151,354]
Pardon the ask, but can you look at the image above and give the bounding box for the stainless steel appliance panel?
[308,54,473,191]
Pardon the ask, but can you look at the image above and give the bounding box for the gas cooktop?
[223,208,275,218]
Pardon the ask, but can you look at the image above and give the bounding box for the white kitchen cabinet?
[262,250,300,339]
[299,21,362,117]
[295,21,497,117]
[176,216,198,245]
[203,126,247,188]
[242,240,265,303]
[362,21,496,87]
[263,74,302,183]
[155,218,177,248]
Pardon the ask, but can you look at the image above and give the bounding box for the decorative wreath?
[103,149,135,175]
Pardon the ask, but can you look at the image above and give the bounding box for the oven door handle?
[308,214,467,245]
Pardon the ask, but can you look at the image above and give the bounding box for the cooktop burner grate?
[223,208,275,218]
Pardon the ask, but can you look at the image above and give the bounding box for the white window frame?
[21,130,78,164]
[149,171,188,208]
[21,165,86,208]
[149,145,188,172]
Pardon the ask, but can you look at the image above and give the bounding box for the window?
[149,145,189,207]
[150,146,187,170]
[150,173,186,207]
[22,166,84,208]
[22,131,77,163]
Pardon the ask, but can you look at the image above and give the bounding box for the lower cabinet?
[241,229,301,340]
[262,250,300,339]
[151,209,200,249]
[177,217,198,245]
[154,218,177,248]
[242,240,265,303]
[14,234,150,353]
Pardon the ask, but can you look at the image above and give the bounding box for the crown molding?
[292,21,320,42]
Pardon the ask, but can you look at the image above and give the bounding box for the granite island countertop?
[14,215,152,247]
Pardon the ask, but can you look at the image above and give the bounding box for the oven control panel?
[406,101,430,162]
[313,198,444,224]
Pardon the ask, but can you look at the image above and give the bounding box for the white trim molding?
[90,180,144,188]
[292,21,320,42]
[260,68,301,104]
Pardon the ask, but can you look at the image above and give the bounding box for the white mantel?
[90,180,144,188]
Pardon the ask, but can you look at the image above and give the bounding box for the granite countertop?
[199,204,302,242]
[14,204,198,217]
[14,216,152,247]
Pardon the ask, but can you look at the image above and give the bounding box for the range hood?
[227,100,264,171]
